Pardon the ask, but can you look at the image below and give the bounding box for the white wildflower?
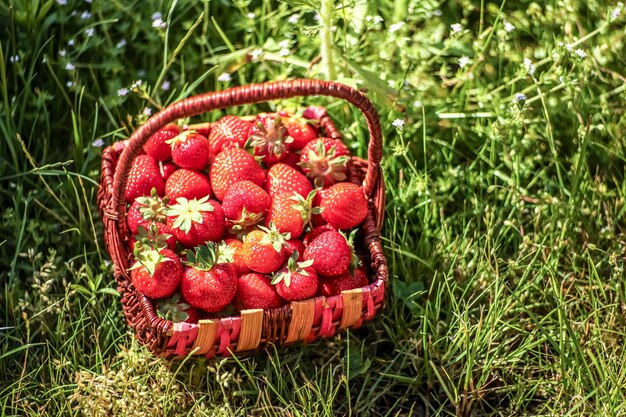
[59,49,67,57]
[116,39,127,48]
[161,80,171,91]
[250,48,263,61]
[279,48,290,57]
[246,12,255,19]
[612,3,622,20]
[413,100,422,108]
[523,58,535,76]
[65,62,75,70]
[389,22,405,33]
[504,21,515,32]
[92,138,105,147]
[288,14,300,24]
[313,13,321,22]
[575,48,586,59]
[451,23,463,33]
[565,43,574,52]
[68,39,75,46]
[278,39,290,48]
[433,9,443,16]
[80,11,91,20]
[85,28,95,37]
[143,107,152,116]
[85,0,92,3]
[217,72,232,82]
[152,12,167,29]
[392,119,405,129]
[117,88,129,96]
[458,56,470,68]
[373,15,384,24]
[9,55,20,63]
[56,0,67,5]
[66,80,75,87]
[131,79,143,89]
[514,93,527,102]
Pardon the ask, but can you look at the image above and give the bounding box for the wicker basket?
[97,79,388,357]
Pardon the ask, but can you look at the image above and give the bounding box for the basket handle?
[112,79,383,218]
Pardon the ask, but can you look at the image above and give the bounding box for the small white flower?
[250,48,263,61]
[433,9,443,16]
[387,80,395,88]
[85,28,95,37]
[56,0,67,5]
[278,39,290,48]
[66,80,75,87]
[92,138,105,147]
[85,0,92,3]
[365,16,372,22]
[143,107,152,116]
[279,48,290,57]
[389,22,405,33]
[246,12,256,19]
[68,39,75,46]
[313,13,321,22]
[161,80,171,91]
[458,56,470,68]
[612,4,622,20]
[65,62,75,71]
[59,49,67,57]
[80,11,91,20]
[152,12,167,29]
[71,10,77,16]
[451,23,463,33]
[152,12,162,20]
[104,259,111,267]
[217,72,232,82]
[373,15,384,24]
[514,93,527,101]
[117,88,129,96]
[288,14,299,24]
[523,58,535,76]
[9,55,19,63]
[413,100,422,108]
[116,39,127,48]
[565,43,574,52]
[504,21,515,32]
[131,79,143,89]
[392,119,405,129]
[575,48,586,59]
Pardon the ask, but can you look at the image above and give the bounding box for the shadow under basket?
[97,79,389,358]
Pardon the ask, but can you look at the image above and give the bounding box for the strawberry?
[302,224,336,246]
[159,161,177,180]
[185,122,212,137]
[318,267,368,297]
[298,137,350,187]
[272,252,318,301]
[247,114,294,164]
[216,239,249,275]
[236,273,284,310]
[157,293,201,323]
[265,163,313,199]
[181,243,237,312]
[284,115,318,150]
[278,151,301,170]
[283,239,305,260]
[241,223,289,274]
[166,196,226,248]
[320,182,368,230]
[166,131,209,170]
[125,155,165,202]
[130,247,182,299]
[222,180,271,230]
[143,124,180,161]
[127,188,169,234]
[130,223,177,252]
[207,115,251,163]
[303,230,355,277]
[266,190,321,238]
[165,168,212,201]
[210,147,266,201]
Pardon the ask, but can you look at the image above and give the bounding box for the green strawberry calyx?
[184,242,219,271]
[290,189,323,225]
[157,293,191,322]
[216,241,236,264]
[134,224,172,251]
[298,139,350,188]
[340,229,361,275]
[135,188,169,222]
[271,251,314,287]
[229,206,266,233]
[128,245,172,276]
[246,115,294,159]
[258,222,291,253]
[166,196,214,233]
[165,130,199,148]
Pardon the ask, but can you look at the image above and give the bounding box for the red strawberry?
[185,122,212,137]
[283,239,305,260]
[130,222,177,252]
[210,148,266,201]
[130,247,182,299]
[125,155,165,202]
[222,180,271,230]
[320,182,368,230]
[265,163,313,199]
[318,267,368,297]
[217,239,249,275]
[241,223,289,274]
[266,190,320,238]
[278,151,301,170]
[298,137,350,187]
[236,273,284,310]
[272,252,318,301]
[159,162,177,180]
[247,114,294,164]
[166,196,226,248]
[166,132,209,170]
[157,293,201,323]
[180,243,237,312]
[284,115,318,150]
[311,188,327,227]
[207,116,251,163]
[303,230,354,277]
[127,188,169,234]
[143,124,180,161]
[165,168,212,201]
[302,224,336,246]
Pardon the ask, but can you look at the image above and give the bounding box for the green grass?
[2,0,626,415]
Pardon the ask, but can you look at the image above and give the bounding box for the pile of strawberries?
[125,110,369,323]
